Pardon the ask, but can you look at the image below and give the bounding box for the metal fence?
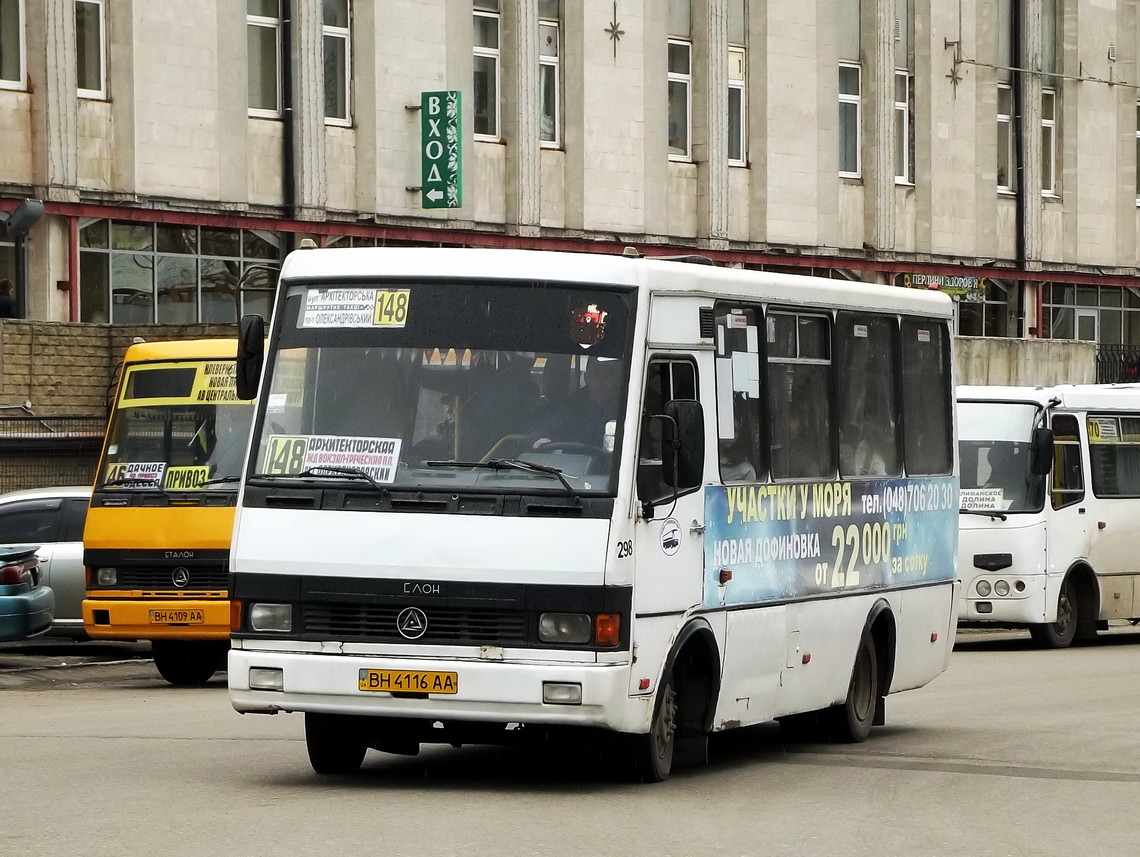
[1096,344,1140,384]
[0,415,106,494]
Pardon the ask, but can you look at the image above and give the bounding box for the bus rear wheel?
[305,713,368,775]
[151,640,226,687]
[1029,576,1078,648]
[828,633,878,743]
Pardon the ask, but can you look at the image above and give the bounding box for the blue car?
[0,544,54,642]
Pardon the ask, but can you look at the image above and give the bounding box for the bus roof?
[279,247,954,318]
[958,383,1140,410]
[123,338,238,363]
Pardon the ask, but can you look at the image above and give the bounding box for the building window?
[1041,88,1057,196]
[1042,283,1140,346]
[323,0,351,125]
[247,0,281,118]
[539,0,559,147]
[838,63,860,177]
[75,0,106,99]
[727,0,746,166]
[0,0,26,90]
[78,220,281,325]
[667,40,692,160]
[997,84,1014,192]
[894,70,910,183]
[473,0,500,140]
[728,48,746,166]
[956,281,1011,337]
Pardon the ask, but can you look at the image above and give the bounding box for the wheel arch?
[859,599,897,700]
[1064,561,1100,638]
[660,618,722,735]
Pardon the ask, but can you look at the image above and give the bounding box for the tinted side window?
[1051,413,1084,509]
[767,311,833,480]
[714,303,762,483]
[637,358,698,503]
[0,501,63,544]
[900,319,952,475]
[63,499,90,542]
[835,312,900,478]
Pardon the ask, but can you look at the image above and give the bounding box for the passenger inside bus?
[526,356,623,451]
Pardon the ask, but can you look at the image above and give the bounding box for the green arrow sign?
[421,91,462,209]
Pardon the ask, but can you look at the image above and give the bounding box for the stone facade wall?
[0,320,237,416]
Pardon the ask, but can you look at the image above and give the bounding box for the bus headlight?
[538,613,592,644]
[994,580,1011,597]
[976,579,991,597]
[249,603,292,632]
[95,567,118,586]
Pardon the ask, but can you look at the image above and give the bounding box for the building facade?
[1,0,1139,350]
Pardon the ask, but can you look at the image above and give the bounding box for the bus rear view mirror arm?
[237,314,266,400]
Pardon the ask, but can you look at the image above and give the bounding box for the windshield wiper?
[201,475,241,486]
[284,465,390,495]
[426,458,579,499]
[960,509,1008,521]
[101,477,163,488]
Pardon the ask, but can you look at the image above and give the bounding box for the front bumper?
[0,585,55,642]
[228,648,649,733]
[83,597,231,640]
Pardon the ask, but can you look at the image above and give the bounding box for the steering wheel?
[528,441,610,474]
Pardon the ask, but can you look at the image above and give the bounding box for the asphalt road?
[2,628,1138,857]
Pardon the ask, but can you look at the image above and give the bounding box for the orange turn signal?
[595,613,621,647]
[229,599,243,633]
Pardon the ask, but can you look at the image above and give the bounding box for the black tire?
[621,674,678,783]
[828,633,878,743]
[1029,576,1078,649]
[151,640,226,687]
[305,713,368,775]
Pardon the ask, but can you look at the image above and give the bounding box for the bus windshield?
[100,360,253,491]
[957,401,1044,513]
[252,280,636,495]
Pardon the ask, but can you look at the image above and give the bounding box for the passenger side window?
[637,358,698,503]
[767,311,833,480]
[0,501,63,544]
[900,319,952,475]
[835,312,900,478]
[714,304,762,483]
[1087,415,1140,498]
[63,499,90,543]
[1051,414,1084,509]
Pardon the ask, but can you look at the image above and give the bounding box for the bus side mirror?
[1030,426,1054,476]
[236,314,265,401]
[662,399,704,490]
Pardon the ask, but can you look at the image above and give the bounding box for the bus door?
[1048,413,1089,619]
[633,355,705,617]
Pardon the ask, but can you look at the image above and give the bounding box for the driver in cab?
[529,356,623,452]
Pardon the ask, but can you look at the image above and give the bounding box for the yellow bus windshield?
[100,359,252,491]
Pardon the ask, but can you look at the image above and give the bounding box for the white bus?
[958,384,1140,647]
[228,248,959,782]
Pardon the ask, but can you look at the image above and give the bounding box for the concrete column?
[863,0,895,249]
[352,0,377,215]
[504,0,541,233]
[28,0,78,200]
[694,0,728,241]
[217,1,248,206]
[563,0,585,231]
[445,0,474,224]
[746,0,768,244]
[1019,0,1042,263]
[643,2,668,237]
[291,0,327,220]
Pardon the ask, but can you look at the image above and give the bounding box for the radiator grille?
[117,567,229,590]
[302,603,527,645]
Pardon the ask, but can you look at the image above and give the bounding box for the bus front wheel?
[619,673,678,783]
[1029,576,1078,648]
[151,640,226,687]
[305,713,368,775]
